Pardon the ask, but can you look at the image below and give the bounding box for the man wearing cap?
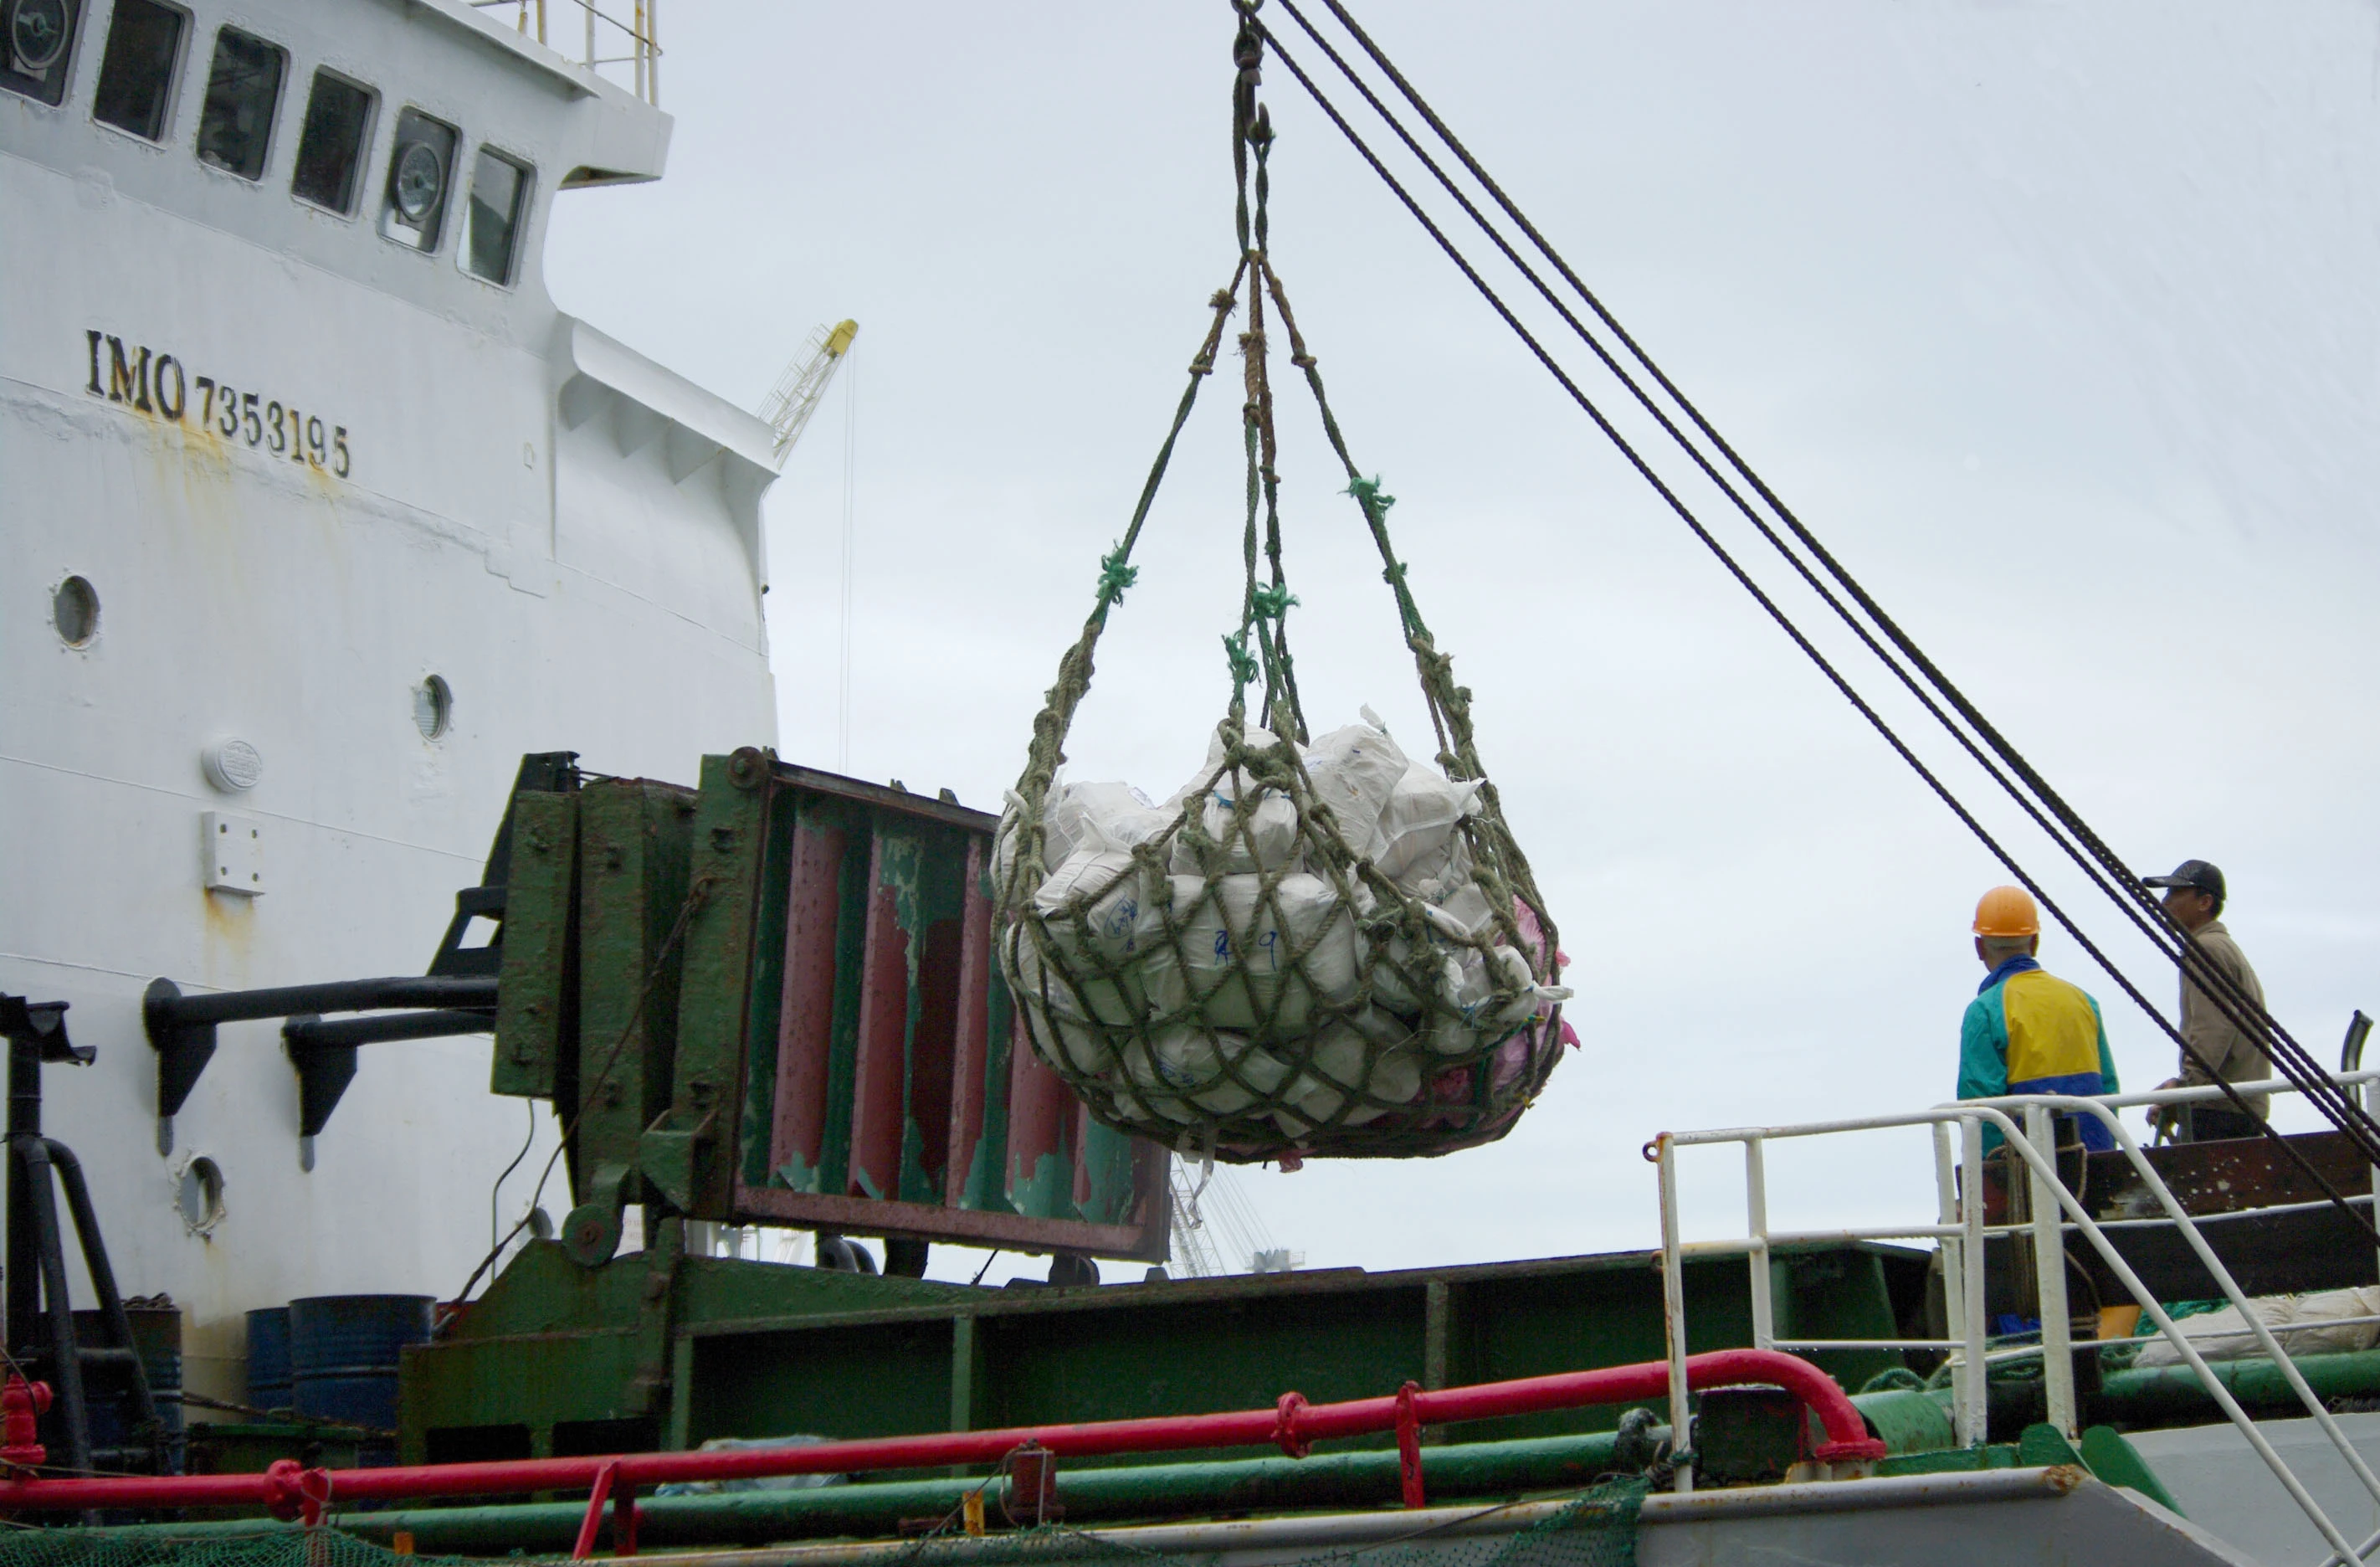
[1957,886,2121,1150]
[2141,859,2270,1143]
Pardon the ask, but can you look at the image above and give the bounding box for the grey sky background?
[547,3,2380,1282]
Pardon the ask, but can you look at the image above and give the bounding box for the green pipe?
[1848,1388,1955,1455]
[90,1435,1634,1553]
[2098,1345,2380,1424]
[88,1389,1959,1554]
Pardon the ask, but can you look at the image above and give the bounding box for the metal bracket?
[283,1010,498,1144]
[0,999,84,1066]
[429,751,578,979]
[145,975,495,1151]
[139,752,580,1153]
[141,978,211,1153]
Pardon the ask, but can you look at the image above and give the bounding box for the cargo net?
[993,12,1574,1167]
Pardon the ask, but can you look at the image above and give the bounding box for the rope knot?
[1221,629,1260,687]
[1096,542,1140,608]
[1249,583,1299,620]
[1346,474,1397,518]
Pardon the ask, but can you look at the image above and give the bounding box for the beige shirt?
[2176,920,2272,1116]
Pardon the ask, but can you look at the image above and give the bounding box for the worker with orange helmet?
[1956,886,2120,1150]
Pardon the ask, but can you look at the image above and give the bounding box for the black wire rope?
[1254,3,2380,1168]
[1276,0,2380,1157]
[1244,17,2380,1240]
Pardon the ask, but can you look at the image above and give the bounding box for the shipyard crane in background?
[757,317,867,777]
[760,317,859,460]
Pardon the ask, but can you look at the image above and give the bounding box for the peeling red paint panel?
[769,818,847,1187]
[724,762,1170,1261]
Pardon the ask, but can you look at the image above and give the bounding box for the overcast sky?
[546,3,2380,1284]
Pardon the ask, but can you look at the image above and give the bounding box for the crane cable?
[1266,0,2378,1162]
[1241,0,2380,1237]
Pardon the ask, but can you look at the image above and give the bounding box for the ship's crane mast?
[760,318,859,460]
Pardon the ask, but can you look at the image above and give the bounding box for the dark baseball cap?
[2143,859,2225,901]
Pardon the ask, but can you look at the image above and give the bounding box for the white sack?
[1276,1020,1424,1132]
[1051,780,1170,855]
[1126,1025,1289,1117]
[994,779,1105,897]
[1372,945,1463,1018]
[1008,924,1143,1031]
[1013,983,1118,1078]
[1141,874,1360,1034]
[1172,790,1303,876]
[2135,1287,2380,1365]
[1301,721,1408,850]
[1166,722,1284,810]
[1035,850,1165,963]
[1372,764,1485,886]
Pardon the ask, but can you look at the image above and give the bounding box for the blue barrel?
[245,1307,292,1413]
[288,1295,433,1434]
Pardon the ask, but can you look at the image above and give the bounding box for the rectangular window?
[379,106,455,253]
[194,25,284,181]
[291,69,373,213]
[2,0,81,105]
[90,0,183,141]
[462,147,530,285]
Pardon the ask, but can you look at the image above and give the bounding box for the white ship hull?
[1,0,779,1403]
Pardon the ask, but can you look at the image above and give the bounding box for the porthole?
[413,674,452,740]
[9,0,70,72]
[174,1155,225,1235]
[393,140,440,220]
[52,575,98,646]
[2,0,79,105]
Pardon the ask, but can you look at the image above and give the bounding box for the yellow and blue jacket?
[1957,956,2120,1151]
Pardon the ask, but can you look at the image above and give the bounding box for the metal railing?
[473,0,662,106]
[1653,1074,2380,1563]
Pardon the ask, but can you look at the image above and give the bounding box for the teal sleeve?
[1957,997,2006,1101]
[2090,997,2118,1092]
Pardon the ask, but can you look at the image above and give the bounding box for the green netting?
[0,1528,486,1567]
[0,1481,1648,1567]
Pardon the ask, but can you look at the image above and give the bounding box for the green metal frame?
[403,1238,1927,1465]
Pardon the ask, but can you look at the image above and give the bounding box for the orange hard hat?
[1972,886,2041,938]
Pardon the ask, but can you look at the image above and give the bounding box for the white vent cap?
[203,737,264,793]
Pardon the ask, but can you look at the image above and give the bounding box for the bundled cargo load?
[993,35,1572,1164]
[999,712,1570,1164]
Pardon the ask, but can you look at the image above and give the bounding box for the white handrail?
[472,0,662,106]
[1653,1084,2380,1563]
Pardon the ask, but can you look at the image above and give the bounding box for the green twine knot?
[1346,474,1396,518]
[1096,542,1140,608]
[1221,629,1260,686]
[1249,583,1299,619]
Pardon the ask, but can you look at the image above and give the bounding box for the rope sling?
[992,0,1572,1165]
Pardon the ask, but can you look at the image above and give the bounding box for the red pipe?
[0,1350,1881,1515]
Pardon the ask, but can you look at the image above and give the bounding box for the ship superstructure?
[1,0,779,1402]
